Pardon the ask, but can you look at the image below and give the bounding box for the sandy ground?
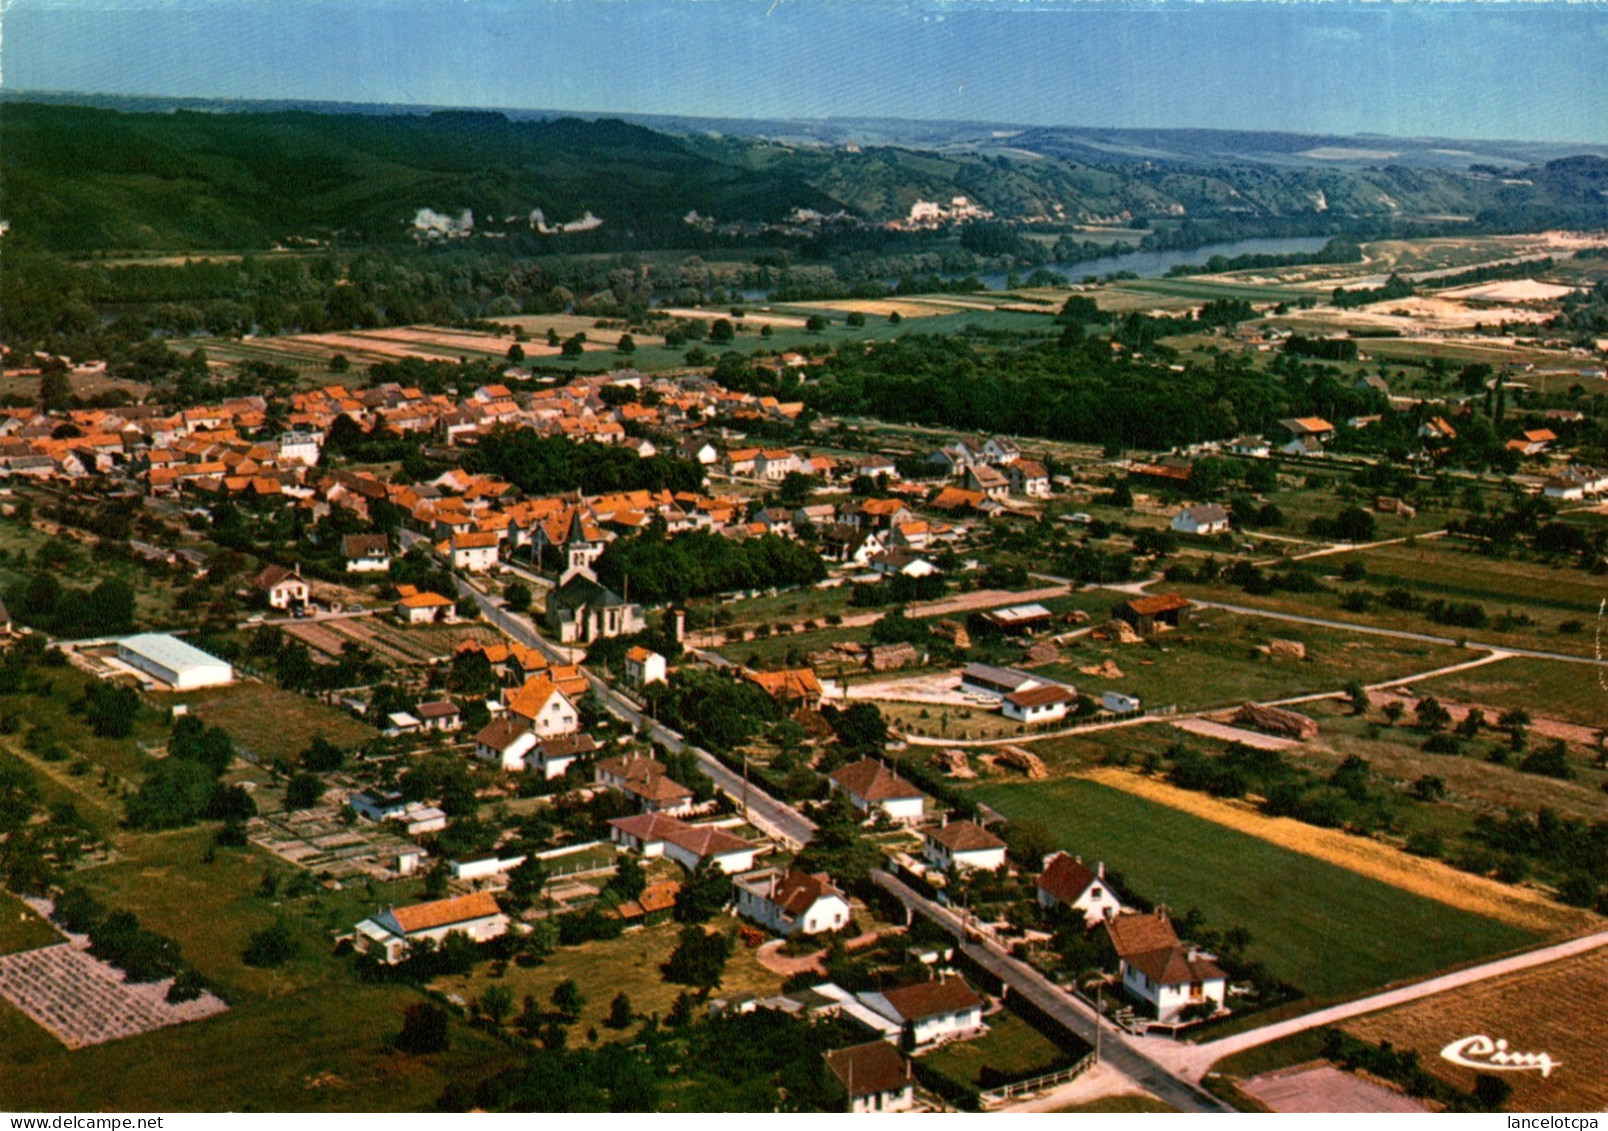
[1368,689,1603,748]
[1077,767,1594,934]
[908,585,1070,620]
[845,671,983,707]
[1173,718,1297,750]
[656,307,808,328]
[997,1060,1155,1112]
[1239,1063,1427,1113]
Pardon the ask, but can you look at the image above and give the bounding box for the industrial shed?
[116,633,234,690]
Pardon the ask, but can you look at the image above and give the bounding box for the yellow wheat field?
[1079,767,1593,936]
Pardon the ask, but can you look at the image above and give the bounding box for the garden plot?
[247,805,419,880]
[0,943,227,1050]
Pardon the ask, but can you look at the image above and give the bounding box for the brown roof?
[926,820,1006,853]
[253,563,300,590]
[609,813,752,860]
[626,772,694,805]
[1037,852,1104,906]
[879,975,982,1022]
[475,716,530,752]
[1104,910,1180,960]
[1126,945,1227,988]
[537,733,598,759]
[766,870,846,916]
[825,1041,911,1099]
[1119,592,1193,618]
[415,700,460,719]
[389,891,502,934]
[598,753,666,782]
[617,881,682,920]
[1004,685,1075,709]
[829,759,923,804]
[342,533,390,557]
[746,667,823,701]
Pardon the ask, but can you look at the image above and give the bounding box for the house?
[1036,852,1124,926]
[1102,690,1142,715]
[1418,416,1458,442]
[962,463,1010,499]
[623,645,667,687]
[754,449,803,482]
[734,869,853,937]
[342,533,391,572]
[868,550,938,579]
[959,663,1043,699]
[415,700,462,732]
[504,677,579,737]
[1506,428,1557,456]
[608,813,759,874]
[923,820,1007,873]
[859,976,984,1047]
[353,891,509,965]
[546,567,646,644]
[347,790,447,834]
[678,440,719,466]
[1542,476,1585,501]
[1230,435,1270,459]
[384,711,423,737]
[745,667,824,710]
[979,604,1053,634]
[1172,504,1229,536]
[615,880,682,925]
[828,759,924,824]
[530,733,598,779]
[1104,909,1227,1023]
[824,1041,915,1114]
[983,436,1021,465]
[1001,684,1074,724]
[474,717,539,772]
[820,525,885,567]
[445,530,500,572]
[395,587,455,625]
[253,563,309,612]
[1278,416,1336,445]
[1008,459,1051,498]
[1110,593,1192,635]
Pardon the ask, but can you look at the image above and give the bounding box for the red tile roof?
[390,891,503,934]
[829,759,922,804]
[879,975,982,1022]
[825,1041,911,1099]
[926,819,1006,853]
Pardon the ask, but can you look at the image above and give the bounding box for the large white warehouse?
[116,633,234,690]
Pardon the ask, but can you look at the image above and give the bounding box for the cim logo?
[1440,1035,1561,1078]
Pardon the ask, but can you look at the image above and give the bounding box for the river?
[978,235,1333,288]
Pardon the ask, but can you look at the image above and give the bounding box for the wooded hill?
[4,99,1608,252]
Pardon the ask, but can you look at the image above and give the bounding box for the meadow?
[970,777,1539,1003]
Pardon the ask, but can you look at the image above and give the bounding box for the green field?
[1409,655,1608,730]
[0,890,60,956]
[971,778,1538,1002]
[1032,612,1463,714]
[161,681,377,767]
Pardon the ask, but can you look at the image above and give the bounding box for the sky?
[4,0,1608,143]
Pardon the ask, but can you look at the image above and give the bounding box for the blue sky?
[5,0,1608,142]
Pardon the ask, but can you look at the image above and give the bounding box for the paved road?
[452,574,816,849]
[1139,927,1608,1082]
[871,870,1233,1114]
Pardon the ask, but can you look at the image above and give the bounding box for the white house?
[415,700,462,732]
[824,1041,915,1114]
[395,588,455,624]
[1172,504,1230,536]
[1105,909,1228,1023]
[254,563,309,612]
[1009,459,1051,498]
[475,717,538,772]
[828,759,925,824]
[959,663,1043,700]
[923,820,1007,873]
[1036,853,1125,926]
[608,813,759,874]
[733,869,852,937]
[868,550,938,578]
[983,436,1021,465]
[1230,436,1270,459]
[1001,684,1074,724]
[353,891,508,965]
[754,449,803,482]
[277,431,323,467]
[623,645,667,687]
[859,976,984,1047]
[445,531,500,572]
[504,677,579,738]
[342,533,391,572]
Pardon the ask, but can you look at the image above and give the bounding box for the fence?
[977,1051,1096,1106]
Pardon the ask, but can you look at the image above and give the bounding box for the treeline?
[1332,273,1416,309]
[1166,237,1364,277]
[470,428,705,499]
[593,530,826,606]
[803,332,1344,450]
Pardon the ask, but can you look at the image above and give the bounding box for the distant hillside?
[0,102,835,251]
[3,99,1606,252]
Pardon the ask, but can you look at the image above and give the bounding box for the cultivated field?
[1408,655,1608,732]
[1076,766,1591,935]
[1343,948,1608,1113]
[970,777,1540,1002]
[284,616,501,668]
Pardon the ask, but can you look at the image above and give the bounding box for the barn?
[116,633,234,690]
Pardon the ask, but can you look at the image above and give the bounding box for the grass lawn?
[0,890,60,956]
[716,624,871,669]
[163,681,376,767]
[430,917,786,1045]
[0,980,515,1112]
[920,1009,1084,1090]
[1032,612,1463,714]
[970,777,1538,1002]
[697,585,857,631]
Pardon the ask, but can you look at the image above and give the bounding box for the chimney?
[1097,861,1105,878]
[672,608,686,643]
